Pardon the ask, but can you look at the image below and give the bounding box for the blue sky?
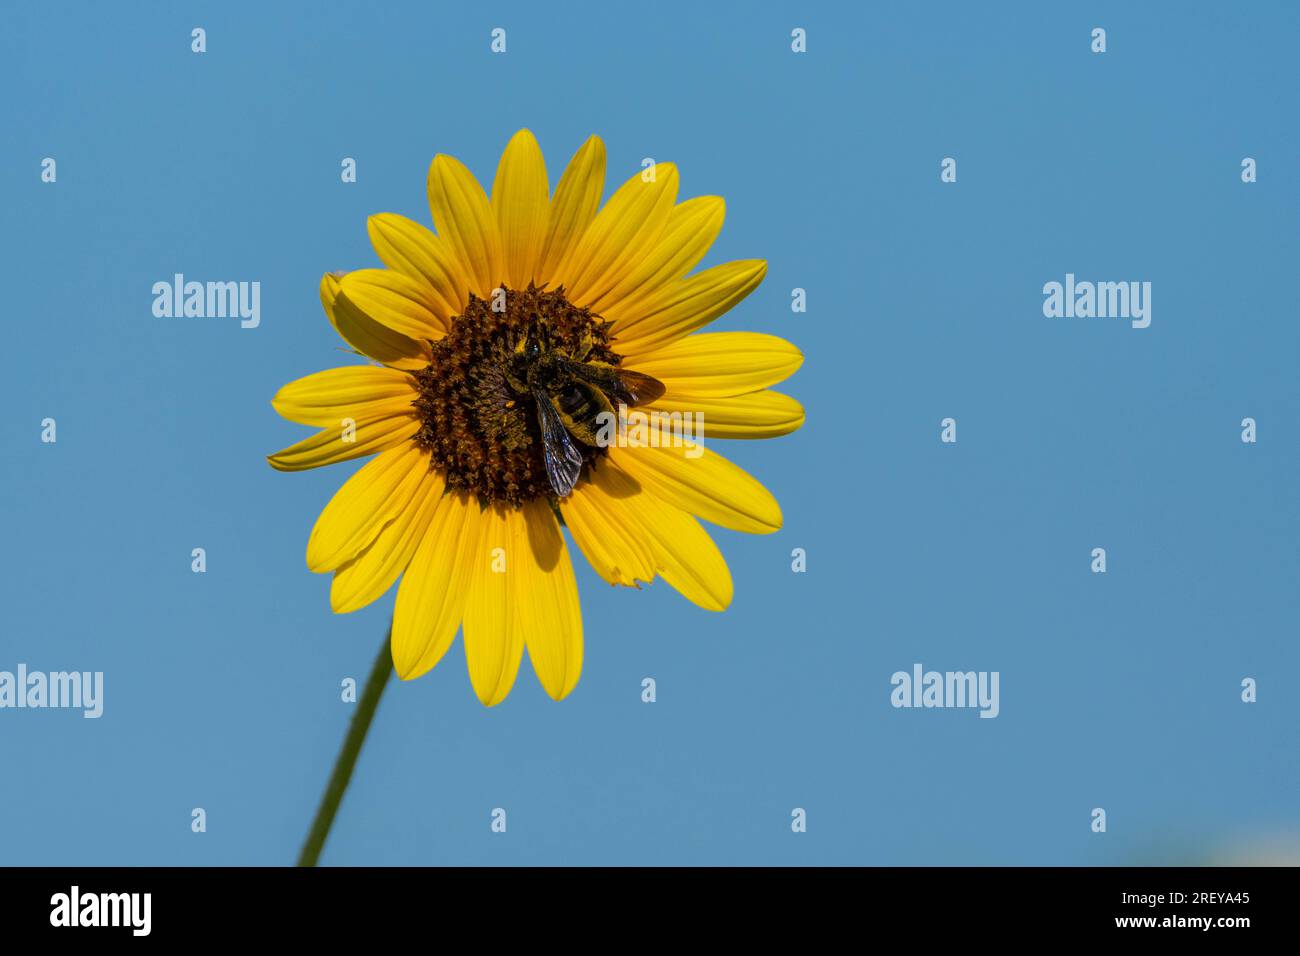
[1,1,1296,865]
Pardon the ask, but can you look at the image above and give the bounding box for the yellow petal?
[610,259,767,357]
[271,366,415,427]
[339,269,449,342]
[643,390,805,440]
[642,505,733,612]
[427,153,504,300]
[266,411,419,472]
[330,465,445,613]
[320,272,347,340]
[461,504,525,706]
[492,129,549,290]
[330,284,430,370]
[587,195,724,315]
[392,490,481,680]
[306,442,429,572]
[516,500,583,701]
[558,163,679,308]
[612,445,782,534]
[590,461,732,610]
[562,467,657,587]
[367,213,469,319]
[536,135,605,286]
[628,332,802,399]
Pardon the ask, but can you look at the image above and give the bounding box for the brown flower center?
[411,284,620,505]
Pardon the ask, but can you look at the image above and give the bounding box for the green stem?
[297,627,394,867]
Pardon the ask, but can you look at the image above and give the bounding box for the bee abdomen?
[556,384,598,418]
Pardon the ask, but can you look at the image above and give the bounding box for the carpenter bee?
[506,324,666,498]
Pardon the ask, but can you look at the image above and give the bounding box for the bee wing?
[535,390,584,498]
[570,361,667,407]
[615,369,666,406]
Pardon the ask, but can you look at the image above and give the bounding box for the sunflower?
[268,130,803,705]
